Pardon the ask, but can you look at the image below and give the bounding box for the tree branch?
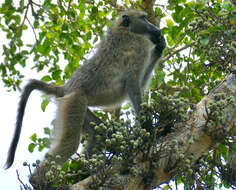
[71,73,236,189]
[160,41,196,65]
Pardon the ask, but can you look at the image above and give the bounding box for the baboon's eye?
[122,15,130,27]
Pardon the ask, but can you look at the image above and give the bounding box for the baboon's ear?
[121,15,130,27]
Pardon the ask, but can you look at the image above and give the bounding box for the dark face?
[121,14,162,45]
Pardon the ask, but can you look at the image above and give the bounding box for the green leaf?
[78,0,85,18]
[167,35,174,46]
[229,15,236,25]
[19,0,24,8]
[195,0,205,9]
[41,98,49,112]
[41,75,52,82]
[28,143,36,153]
[92,6,98,14]
[219,143,229,161]
[166,19,174,27]
[14,15,21,24]
[44,127,51,135]
[156,70,165,88]
[38,38,51,56]
[163,185,170,190]
[122,103,131,110]
[5,0,13,5]
[86,31,92,40]
[223,1,231,10]
[38,145,44,152]
[186,1,195,7]
[176,177,182,184]
[233,142,236,154]
[42,137,50,147]
[200,36,210,46]
[30,133,37,142]
[52,70,62,81]
[33,20,39,28]
[70,161,81,170]
[199,30,210,36]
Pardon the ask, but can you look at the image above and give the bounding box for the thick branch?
[71,73,236,190]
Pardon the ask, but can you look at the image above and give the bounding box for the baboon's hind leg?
[30,92,87,188]
[50,91,88,163]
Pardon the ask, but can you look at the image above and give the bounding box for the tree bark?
[71,73,236,190]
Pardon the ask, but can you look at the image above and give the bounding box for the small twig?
[29,0,38,18]
[66,0,72,20]
[168,32,188,52]
[154,3,166,8]
[27,163,32,175]
[26,17,38,42]
[31,0,41,7]
[160,41,196,65]
[16,170,27,189]
[175,177,178,190]
[209,150,217,188]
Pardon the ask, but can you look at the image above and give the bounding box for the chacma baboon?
[5,10,166,188]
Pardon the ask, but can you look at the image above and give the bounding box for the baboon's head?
[116,10,162,44]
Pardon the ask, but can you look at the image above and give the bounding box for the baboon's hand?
[149,28,166,54]
[149,30,162,45]
[154,35,166,54]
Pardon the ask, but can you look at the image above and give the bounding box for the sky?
[0,77,56,189]
[0,4,56,186]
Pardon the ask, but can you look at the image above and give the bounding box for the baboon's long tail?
[4,79,64,169]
